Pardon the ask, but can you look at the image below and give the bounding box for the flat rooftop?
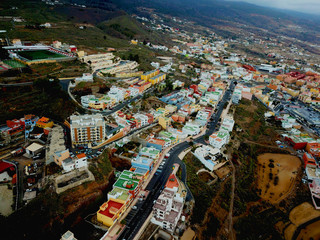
[114,178,139,191]
[98,200,124,218]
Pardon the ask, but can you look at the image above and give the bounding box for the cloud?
[226,0,320,14]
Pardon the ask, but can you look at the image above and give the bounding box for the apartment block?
[70,114,105,145]
[151,174,185,233]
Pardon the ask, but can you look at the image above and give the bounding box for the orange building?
[36,117,54,129]
[306,142,320,158]
[303,152,317,168]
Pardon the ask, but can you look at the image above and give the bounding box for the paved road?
[117,81,235,240]
[2,159,22,210]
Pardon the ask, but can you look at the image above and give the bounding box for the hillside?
[0,0,169,49]
[85,0,320,44]
[97,15,149,40]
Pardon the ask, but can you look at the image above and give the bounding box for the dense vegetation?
[182,152,218,225]
[0,78,77,123]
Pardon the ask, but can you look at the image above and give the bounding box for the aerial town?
[1,0,320,240]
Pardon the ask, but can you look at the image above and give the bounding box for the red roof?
[165,174,179,189]
[0,161,14,173]
[98,200,124,218]
[76,153,86,159]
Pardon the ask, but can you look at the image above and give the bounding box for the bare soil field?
[256,153,301,204]
[0,185,13,216]
[181,227,196,240]
[284,202,320,240]
[296,220,320,240]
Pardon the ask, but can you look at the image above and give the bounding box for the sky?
[227,0,320,15]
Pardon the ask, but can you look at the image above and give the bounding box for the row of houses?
[97,145,162,228]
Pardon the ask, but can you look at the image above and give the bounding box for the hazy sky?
[228,0,320,14]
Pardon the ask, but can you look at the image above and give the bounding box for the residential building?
[147,137,166,151]
[36,117,54,129]
[107,187,131,203]
[70,114,105,145]
[309,179,320,209]
[61,231,77,240]
[220,117,235,132]
[81,95,96,108]
[82,53,115,72]
[97,198,126,227]
[141,69,160,81]
[25,143,44,157]
[232,88,242,104]
[59,153,88,172]
[53,149,70,166]
[149,73,167,85]
[74,73,93,85]
[194,145,219,171]
[182,122,201,136]
[5,118,25,136]
[159,116,171,129]
[133,114,149,127]
[113,170,143,198]
[303,152,317,168]
[209,131,230,149]
[306,143,320,158]
[151,173,185,233]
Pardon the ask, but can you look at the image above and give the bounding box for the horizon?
[225,0,320,15]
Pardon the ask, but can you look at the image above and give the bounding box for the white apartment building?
[108,86,126,103]
[70,114,105,145]
[220,117,235,132]
[128,87,140,98]
[133,113,149,127]
[151,174,184,233]
[82,53,115,72]
[209,130,230,149]
[62,154,88,173]
[81,95,96,108]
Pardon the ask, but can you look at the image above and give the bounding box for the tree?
[204,135,209,141]
[0,46,9,60]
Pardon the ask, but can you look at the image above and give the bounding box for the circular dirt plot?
[256,153,301,204]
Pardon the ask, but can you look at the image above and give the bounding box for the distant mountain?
[78,0,320,44]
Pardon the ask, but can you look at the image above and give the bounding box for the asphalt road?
[117,81,235,240]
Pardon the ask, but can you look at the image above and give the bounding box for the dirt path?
[244,139,295,153]
[227,161,235,240]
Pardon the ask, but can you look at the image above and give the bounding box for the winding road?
[116,81,235,240]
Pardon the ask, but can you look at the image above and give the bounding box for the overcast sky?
[227,0,320,15]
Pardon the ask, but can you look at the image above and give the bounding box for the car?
[132,206,137,210]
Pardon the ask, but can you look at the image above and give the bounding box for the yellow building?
[311,88,319,95]
[286,88,299,97]
[88,101,105,110]
[159,116,171,129]
[141,69,159,81]
[149,73,166,85]
[77,51,85,58]
[156,108,169,117]
[115,71,143,78]
[97,198,126,228]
